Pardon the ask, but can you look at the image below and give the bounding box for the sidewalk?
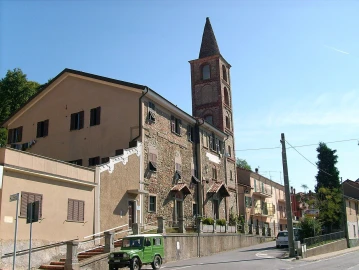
[302,245,359,262]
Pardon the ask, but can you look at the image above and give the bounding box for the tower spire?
[199,17,220,59]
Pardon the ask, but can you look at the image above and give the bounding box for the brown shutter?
[73,200,79,221]
[67,199,73,220]
[178,119,182,135]
[35,194,43,218]
[90,108,94,126]
[20,192,29,217]
[79,201,84,222]
[36,122,42,138]
[17,126,23,142]
[43,120,49,137]
[96,107,101,125]
[70,113,75,130]
[79,111,84,129]
[7,129,13,144]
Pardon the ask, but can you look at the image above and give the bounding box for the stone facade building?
[1,18,237,230]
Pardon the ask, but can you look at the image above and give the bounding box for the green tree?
[236,158,252,170]
[0,68,41,146]
[299,216,322,239]
[317,187,342,231]
[315,142,340,192]
[301,184,309,193]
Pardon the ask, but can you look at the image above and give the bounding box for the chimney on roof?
[255,168,258,173]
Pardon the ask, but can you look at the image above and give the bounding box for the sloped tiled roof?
[171,183,191,195]
[207,181,230,197]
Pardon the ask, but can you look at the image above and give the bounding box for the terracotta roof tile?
[171,183,191,195]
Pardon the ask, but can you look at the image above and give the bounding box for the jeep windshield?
[122,237,143,248]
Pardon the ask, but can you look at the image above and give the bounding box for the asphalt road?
[152,241,359,270]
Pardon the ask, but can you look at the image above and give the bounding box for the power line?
[235,138,358,152]
[285,139,332,177]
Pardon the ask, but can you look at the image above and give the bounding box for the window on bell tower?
[204,115,213,125]
[222,65,227,81]
[224,87,230,106]
[225,116,230,129]
[202,65,210,80]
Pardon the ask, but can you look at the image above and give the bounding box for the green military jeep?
[108,234,164,270]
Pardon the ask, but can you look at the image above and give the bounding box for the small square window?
[67,199,85,222]
[149,196,156,212]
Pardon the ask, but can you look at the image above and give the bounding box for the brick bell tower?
[189,17,237,212]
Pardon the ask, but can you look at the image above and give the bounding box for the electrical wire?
[235,138,359,152]
[285,139,332,177]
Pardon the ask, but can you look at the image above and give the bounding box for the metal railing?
[303,231,345,248]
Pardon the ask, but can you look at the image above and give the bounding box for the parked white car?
[276,230,289,247]
[276,228,302,248]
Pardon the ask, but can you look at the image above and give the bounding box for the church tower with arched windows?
[189,17,237,214]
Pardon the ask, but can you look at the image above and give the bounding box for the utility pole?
[341,177,349,247]
[281,133,295,257]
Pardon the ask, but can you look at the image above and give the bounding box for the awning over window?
[207,182,230,197]
[170,183,191,195]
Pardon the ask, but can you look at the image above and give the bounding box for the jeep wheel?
[152,255,162,269]
[130,257,141,270]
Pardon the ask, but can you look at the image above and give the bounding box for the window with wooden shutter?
[90,107,101,126]
[171,116,175,132]
[171,116,182,135]
[67,199,85,222]
[148,102,156,122]
[20,192,43,218]
[7,129,13,144]
[17,126,23,142]
[70,111,84,130]
[37,119,49,138]
[149,153,157,172]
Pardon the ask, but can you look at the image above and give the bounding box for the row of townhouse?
[237,168,289,236]
[0,17,238,268]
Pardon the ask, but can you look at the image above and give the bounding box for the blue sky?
[1,0,359,192]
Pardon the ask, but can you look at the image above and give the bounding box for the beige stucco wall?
[0,171,94,241]
[99,152,141,233]
[0,148,95,241]
[1,148,94,183]
[5,74,141,166]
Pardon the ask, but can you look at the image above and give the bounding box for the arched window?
[224,87,230,106]
[204,115,213,125]
[228,145,231,157]
[225,116,230,129]
[222,65,227,81]
[202,65,210,80]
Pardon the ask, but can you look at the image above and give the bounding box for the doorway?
[128,201,135,227]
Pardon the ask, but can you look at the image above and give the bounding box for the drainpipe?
[194,118,204,258]
[131,87,149,228]
[223,134,229,221]
[132,87,149,143]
